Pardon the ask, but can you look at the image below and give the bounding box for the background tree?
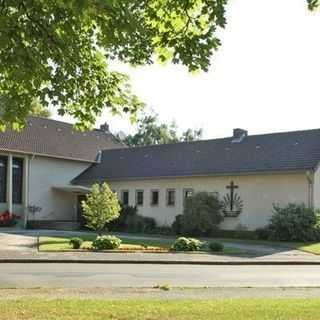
[0,1,316,130]
[82,183,120,235]
[120,112,203,146]
[29,99,52,118]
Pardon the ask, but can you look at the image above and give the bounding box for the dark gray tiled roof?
[72,128,320,183]
[0,117,124,162]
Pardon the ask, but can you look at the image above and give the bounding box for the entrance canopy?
[52,185,91,194]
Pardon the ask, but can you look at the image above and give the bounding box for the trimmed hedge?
[171,237,204,251]
[92,235,121,250]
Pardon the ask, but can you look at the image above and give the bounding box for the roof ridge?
[28,116,116,137]
[100,127,320,153]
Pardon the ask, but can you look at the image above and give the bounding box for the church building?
[0,117,319,231]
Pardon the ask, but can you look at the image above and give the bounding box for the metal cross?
[226,181,238,211]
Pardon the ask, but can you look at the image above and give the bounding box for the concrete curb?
[1,259,320,265]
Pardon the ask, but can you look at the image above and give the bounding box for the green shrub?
[153,225,173,235]
[171,237,204,251]
[109,205,157,233]
[125,214,157,233]
[179,192,223,236]
[255,227,270,240]
[69,237,83,249]
[109,205,138,231]
[268,203,320,242]
[171,214,183,235]
[92,235,121,250]
[208,242,224,252]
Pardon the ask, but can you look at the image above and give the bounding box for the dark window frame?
[150,189,159,206]
[12,157,23,204]
[0,156,7,203]
[166,189,176,206]
[121,190,129,206]
[135,190,144,206]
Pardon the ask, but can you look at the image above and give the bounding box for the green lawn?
[38,235,171,251]
[1,299,320,320]
[38,235,244,255]
[296,242,320,255]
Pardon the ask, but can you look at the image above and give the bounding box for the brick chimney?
[100,122,109,133]
[232,128,248,143]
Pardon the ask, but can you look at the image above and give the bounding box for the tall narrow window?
[166,189,176,206]
[150,190,159,206]
[0,157,7,203]
[136,190,144,206]
[121,190,129,206]
[12,158,23,204]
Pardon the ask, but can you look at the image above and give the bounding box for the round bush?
[171,237,203,251]
[69,237,83,249]
[268,203,320,242]
[209,241,224,252]
[92,235,121,250]
[180,192,223,236]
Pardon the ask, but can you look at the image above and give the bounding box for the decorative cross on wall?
[226,181,238,211]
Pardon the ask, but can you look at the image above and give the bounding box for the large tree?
[0,1,317,130]
[29,99,52,118]
[120,112,203,146]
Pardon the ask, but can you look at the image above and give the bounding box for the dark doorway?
[77,195,87,225]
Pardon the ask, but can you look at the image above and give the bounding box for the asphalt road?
[1,263,320,288]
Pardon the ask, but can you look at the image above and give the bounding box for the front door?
[77,195,87,225]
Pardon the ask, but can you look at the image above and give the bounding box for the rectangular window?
[0,157,7,203]
[12,158,23,204]
[121,190,129,206]
[150,190,159,206]
[136,190,144,206]
[166,189,176,206]
[183,188,194,199]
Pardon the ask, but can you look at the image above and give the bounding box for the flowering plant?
[0,211,20,227]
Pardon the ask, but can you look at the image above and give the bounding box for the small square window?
[151,190,159,206]
[121,190,129,206]
[166,189,176,206]
[183,188,194,199]
[136,190,144,206]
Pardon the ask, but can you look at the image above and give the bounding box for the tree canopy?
[119,112,203,146]
[0,1,317,130]
[29,99,52,118]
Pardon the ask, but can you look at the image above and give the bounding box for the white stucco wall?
[28,156,90,221]
[106,172,309,230]
[313,165,320,209]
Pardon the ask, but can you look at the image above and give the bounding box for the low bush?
[178,192,224,236]
[171,214,183,235]
[109,205,157,234]
[92,235,122,250]
[171,237,204,251]
[208,242,224,252]
[268,203,320,242]
[153,225,173,235]
[255,227,270,240]
[109,205,138,231]
[69,237,83,249]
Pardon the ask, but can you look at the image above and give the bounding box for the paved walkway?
[0,230,319,264]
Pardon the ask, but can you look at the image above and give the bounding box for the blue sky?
[54,0,320,139]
